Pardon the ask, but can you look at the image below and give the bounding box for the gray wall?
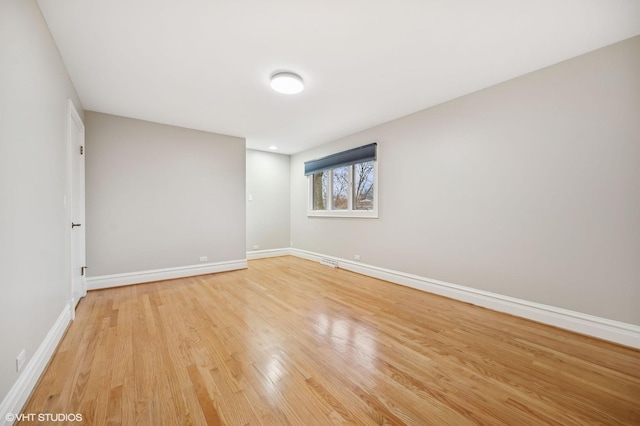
[246,150,291,251]
[0,0,83,401]
[85,112,246,276]
[291,36,640,325]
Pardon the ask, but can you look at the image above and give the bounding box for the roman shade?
[304,143,377,176]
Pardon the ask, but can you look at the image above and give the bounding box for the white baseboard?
[288,248,640,349]
[86,259,248,291]
[0,304,72,426]
[246,248,290,260]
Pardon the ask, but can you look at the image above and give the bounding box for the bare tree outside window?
[353,161,374,210]
[332,166,349,210]
[312,171,327,210]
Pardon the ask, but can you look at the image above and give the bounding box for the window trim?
[307,159,378,218]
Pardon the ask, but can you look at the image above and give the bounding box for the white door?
[68,100,86,311]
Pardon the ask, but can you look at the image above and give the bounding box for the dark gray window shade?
[304,143,377,176]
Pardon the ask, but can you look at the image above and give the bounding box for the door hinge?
[81,266,88,276]
[80,146,84,155]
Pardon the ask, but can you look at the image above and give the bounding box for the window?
[306,143,378,218]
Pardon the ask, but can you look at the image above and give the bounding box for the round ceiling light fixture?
[270,71,304,94]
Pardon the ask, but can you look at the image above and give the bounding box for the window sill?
[307,210,378,219]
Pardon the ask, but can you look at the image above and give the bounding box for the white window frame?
[307,160,378,218]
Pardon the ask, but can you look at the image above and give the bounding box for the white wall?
[85,112,246,276]
[0,0,83,404]
[246,150,291,252]
[291,36,640,325]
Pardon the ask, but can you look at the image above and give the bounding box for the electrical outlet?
[199,256,207,262]
[354,254,361,261]
[253,245,259,250]
[16,349,26,372]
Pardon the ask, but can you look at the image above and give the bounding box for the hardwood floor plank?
[19,256,640,425]
[187,365,223,426]
[105,385,122,426]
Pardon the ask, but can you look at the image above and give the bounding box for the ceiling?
[37,0,640,154]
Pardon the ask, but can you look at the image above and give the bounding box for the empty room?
[1,0,639,424]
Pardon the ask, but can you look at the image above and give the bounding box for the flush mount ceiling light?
[270,71,304,94]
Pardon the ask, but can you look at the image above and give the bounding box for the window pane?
[332,166,349,210]
[312,171,328,210]
[353,161,374,210]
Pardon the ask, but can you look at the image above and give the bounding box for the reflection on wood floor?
[21,256,640,425]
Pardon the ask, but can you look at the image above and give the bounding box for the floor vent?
[319,258,338,268]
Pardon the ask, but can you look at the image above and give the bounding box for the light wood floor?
[21,256,640,425]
